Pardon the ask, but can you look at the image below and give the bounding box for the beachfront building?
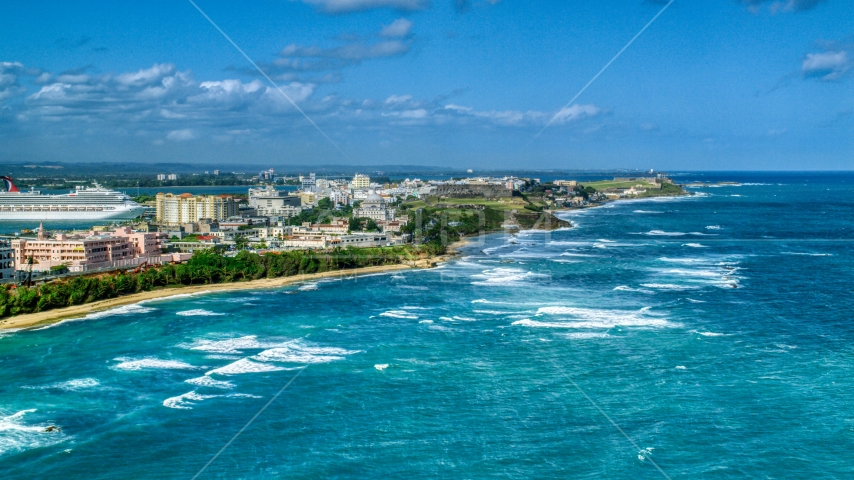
[10,227,171,273]
[155,193,238,225]
[353,191,395,221]
[0,241,14,282]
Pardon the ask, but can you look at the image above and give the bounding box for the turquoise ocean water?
[1,173,853,478]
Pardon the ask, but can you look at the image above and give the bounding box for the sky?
[0,0,852,170]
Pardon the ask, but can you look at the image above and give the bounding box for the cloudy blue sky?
[1,0,852,169]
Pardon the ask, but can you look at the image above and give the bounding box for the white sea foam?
[163,391,219,410]
[176,309,225,317]
[675,366,686,370]
[379,310,419,319]
[0,409,68,455]
[559,332,610,339]
[705,225,722,230]
[682,243,707,248]
[185,376,234,389]
[663,268,723,278]
[205,358,290,376]
[471,299,491,304]
[180,335,284,354]
[0,328,22,339]
[140,290,213,305]
[614,285,655,294]
[113,357,200,371]
[471,267,547,287]
[418,320,434,324]
[659,257,704,263]
[685,298,706,303]
[781,252,832,257]
[374,364,389,371]
[642,230,687,236]
[517,306,675,329]
[697,331,727,337]
[64,304,157,323]
[251,341,359,365]
[633,210,662,214]
[452,316,476,321]
[641,283,698,291]
[227,393,262,399]
[21,378,100,391]
[560,252,600,257]
[298,283,318,291]
[547,241,592,247]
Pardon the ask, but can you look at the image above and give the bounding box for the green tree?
[234,234,249,250]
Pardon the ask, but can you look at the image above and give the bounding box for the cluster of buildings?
[4,225,190,278]
[0,171,530,283]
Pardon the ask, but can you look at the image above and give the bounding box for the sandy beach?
[0,263,421,331]
[0,238,472,332]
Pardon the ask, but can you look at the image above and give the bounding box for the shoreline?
[0,262,437,332]
[1,242,469,332]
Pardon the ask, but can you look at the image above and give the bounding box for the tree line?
[0,245,435,318]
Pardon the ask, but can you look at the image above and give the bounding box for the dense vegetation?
[400,206,505,252]
[0,246,435,318]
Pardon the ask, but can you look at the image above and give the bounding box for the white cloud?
[741,0,825,13]
[802,50,851,81]
[385,94,413,104]
[442,102,601,127]
[166,129,195,141]
[380,18,413,37]
[280,40,409,62]
[552,104,601,124]
[297,0,429,14]
[5,59,607,146]
[0,62,27,102]
[116,63,177,87]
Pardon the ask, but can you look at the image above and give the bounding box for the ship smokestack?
[1,176,20,193]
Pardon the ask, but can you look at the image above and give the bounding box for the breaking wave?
[113,357,200,371]
[176,309,225,317]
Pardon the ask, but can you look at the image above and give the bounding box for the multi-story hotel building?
[11,227,169,273]
[155,193,237,225]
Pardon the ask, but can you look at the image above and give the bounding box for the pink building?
[11,227,170,273]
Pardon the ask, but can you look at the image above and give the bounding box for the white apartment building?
[352,174,370,190]
[155,193,238,225]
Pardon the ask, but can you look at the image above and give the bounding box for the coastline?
[0,244,468,332]
[0,190,682,333]
[0,264,415,331]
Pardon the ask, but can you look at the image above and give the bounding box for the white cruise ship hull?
[0,205,147,221]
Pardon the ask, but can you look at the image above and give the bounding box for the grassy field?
[581,180,661,190]
[403,196,538,213]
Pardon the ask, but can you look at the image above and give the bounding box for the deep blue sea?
[1,173,853,479]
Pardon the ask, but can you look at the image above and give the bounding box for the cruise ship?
[0,176,146,221]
